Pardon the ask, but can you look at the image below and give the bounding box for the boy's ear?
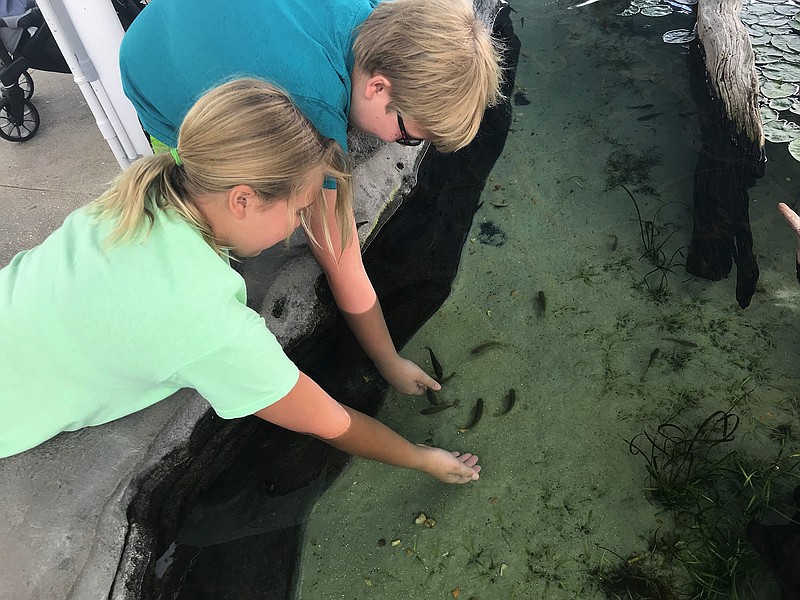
[363,73,392,100]
[227,184,256,220]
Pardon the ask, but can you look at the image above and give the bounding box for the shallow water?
[295,1,800,599]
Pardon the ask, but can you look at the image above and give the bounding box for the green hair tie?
[170,147,183,167]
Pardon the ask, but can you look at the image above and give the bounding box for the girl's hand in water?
[378,355,441,396]
[417,445,481,484]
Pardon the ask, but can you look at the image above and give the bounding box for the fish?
[499,388,516,415]
[637,112,664,122]
[420,403,456,415]
[426,388,440,406]
[628,103,655,109]
[425,346,444,382]
[640,348,660,382]
[458,399,484,432]
[610,234,619,251]
[536,291,546,316]
[470,341,507,356]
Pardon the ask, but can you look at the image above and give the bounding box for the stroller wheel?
[0,97,41,142]
[19,71,35,101]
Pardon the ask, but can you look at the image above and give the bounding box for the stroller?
[0,0,69,141]
[0,0,146,142]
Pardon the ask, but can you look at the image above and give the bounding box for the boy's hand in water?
[378,355,441,396]
[417,445,481,484]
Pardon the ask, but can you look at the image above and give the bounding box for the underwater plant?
[629,409,739,511]
[621,184,687,300]
[623,407,800,600]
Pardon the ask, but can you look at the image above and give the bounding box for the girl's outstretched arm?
[254,372,481,484]
[307,188,439,395]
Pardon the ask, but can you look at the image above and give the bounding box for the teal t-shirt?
[119,0,379,152]
[0,205,299,459]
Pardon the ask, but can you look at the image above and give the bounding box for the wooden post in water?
[686,0,765,308]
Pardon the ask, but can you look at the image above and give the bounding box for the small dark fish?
[499,388,516,415]
[610,234,619,251]
[520,16,525,27]
[628,103,655,109]
[440,372,457,384]
[665,337,698,348]
[470,341,507,356]
[637,112,664,122]
[426,388,440,406]
[677,111,695,118]
[640,348,660,382]
[421,402,456,415]
[458,399,484,432]
[425,346,444,382]
[513,91,531,106]
[536,291,546,316]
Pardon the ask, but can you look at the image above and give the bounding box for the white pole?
[35,0,152,169]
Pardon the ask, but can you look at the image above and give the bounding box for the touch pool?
[294,1,800,599]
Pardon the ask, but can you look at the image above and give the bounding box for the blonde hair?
[354,0,503,153]
[91,78,352,256]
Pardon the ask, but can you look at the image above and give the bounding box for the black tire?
[0,97,40,142]
[19,71,34,101]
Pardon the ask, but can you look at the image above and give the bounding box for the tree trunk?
[686,0,765,308]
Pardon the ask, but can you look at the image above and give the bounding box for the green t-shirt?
[0,205,299,459]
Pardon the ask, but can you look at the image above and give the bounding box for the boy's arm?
[254,372,480,484]
[307,188,440,395]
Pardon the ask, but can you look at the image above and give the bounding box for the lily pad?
[751,33,773,46]
[762,80,799,98]
[763,62,800,82]
[763,118,800,143]
[791,101,800,116]
[758,14,791,27]
[772,34,800,54]
[662,29,695,44]
[755,47,783,63]
[741,12,761,26]
[791,16,800,32]
[789,137,800,161]
[769,97,793,111]
[760,106,779,122]
[641,5,672,16]
[619,6,640,16]
[775,5,800,17]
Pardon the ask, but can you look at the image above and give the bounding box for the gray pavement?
[1,70,119,266]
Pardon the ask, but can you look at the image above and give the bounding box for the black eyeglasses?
[396,113,424,147]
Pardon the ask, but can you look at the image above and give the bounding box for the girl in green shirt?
[0,78,481,483]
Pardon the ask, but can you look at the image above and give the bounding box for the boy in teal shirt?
[119,0,504,399]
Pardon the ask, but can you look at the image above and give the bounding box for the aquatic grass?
[629,409,740,511]
[620,183,688,301]
[624,408,800,599]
